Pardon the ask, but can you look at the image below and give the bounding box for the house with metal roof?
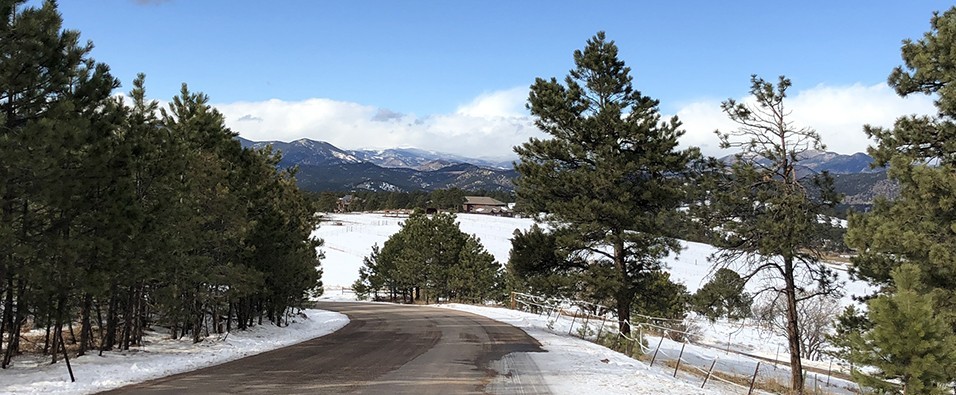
[462,196,508,214]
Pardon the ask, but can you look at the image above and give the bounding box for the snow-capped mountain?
[239,137,363,167]
[350,147,513,170]
[238,137,893,206]
[720,150,878,175]
[236,137,516,192]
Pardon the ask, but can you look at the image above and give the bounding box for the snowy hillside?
[316,212,874,394]
[316,212,872,301]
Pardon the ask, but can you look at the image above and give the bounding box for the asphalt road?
[102,302,550,394]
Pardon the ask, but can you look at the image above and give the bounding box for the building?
[462,196,508,214]
[337,195,358,212]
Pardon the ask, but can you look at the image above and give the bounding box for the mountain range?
[237,137,517,192]
[238,137,896,207]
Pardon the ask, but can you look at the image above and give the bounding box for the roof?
[463,196,506,206]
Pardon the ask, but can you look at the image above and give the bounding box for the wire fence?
[509,291,862,394]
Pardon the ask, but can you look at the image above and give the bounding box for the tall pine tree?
[708,75,840,393]
[847,6,956,327]
[514,32,698,338]
[841,7,956,391]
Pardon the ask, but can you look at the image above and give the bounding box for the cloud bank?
[677,83,936,157]
[215,87,538,159]
[215,83,935,159]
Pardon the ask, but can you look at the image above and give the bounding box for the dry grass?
[655,358,848,394]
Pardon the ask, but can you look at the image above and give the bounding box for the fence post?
[510,292,516,310]
[826,360,832,387]
[673,342,686,378]
[701,358,717,389]
[568,314,577,335]
[596,316,606,339]
[581,313,591,339]
[649,336,665,367]
[747,362,760,395]
[774,345,780,368]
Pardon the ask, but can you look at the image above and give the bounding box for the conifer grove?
[0,0,323,367]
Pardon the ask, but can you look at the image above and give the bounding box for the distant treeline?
[306,189,515,212]
[0,2,322,368]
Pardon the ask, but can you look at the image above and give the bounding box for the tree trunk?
[51,296,67,364]
[2,279,26,368]
[612,235,631,338]
[95,300,105,355]
[134,283,146,346]
[784,256,804,394]
[103,285,118,351]
[0,193,12,359]
[79,295,96,354]
[43,318,52,355]
[193,299,203,343]
[226,302,233,333]
[121,286,136,350]
[0,280,8,357]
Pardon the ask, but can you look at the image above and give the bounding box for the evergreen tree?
[690,268,753,321]
[846,6,956,329]
[352,212,499,303]
[708,75,840,393]
[0,0,124,366]
[839,264,956,394]
[505,225,578,298]
[449,236,499,303]
[839,8,956,391]
[0,0,325,367]
[631,270,689,321]
[513,32,698,338]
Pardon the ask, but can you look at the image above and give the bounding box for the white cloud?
[215,88,542,159]
[215,83,936,160]
[455,87,528,118]
[675,83,937,157]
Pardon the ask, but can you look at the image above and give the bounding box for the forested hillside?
[0,1,322,369]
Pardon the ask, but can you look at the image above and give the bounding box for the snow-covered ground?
[440,302,732,395]
[315,213,535,288]
[1,212,869,395]
[0,309,348,395]
[317,212,875,394]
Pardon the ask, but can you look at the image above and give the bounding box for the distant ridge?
[237,137,516,192]
[238,137,894,207]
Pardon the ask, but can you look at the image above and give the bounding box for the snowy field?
[315,212,535,288]
[317,212,875,394]
[0,212,871,394]
[0,310,348,394]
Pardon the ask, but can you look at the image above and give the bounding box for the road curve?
[101,302,549,394]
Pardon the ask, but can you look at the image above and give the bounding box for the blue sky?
[53,1,948,157]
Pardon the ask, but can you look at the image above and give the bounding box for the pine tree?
[839,8,956,392]
[691,268,753,321]
[505,225,578,298]
[514,32,698,338]
[846,6,956,328]
[353,212,499,303]
[0,0,123,366]
[449,236,499,303]
[708,75,841,393]
[840,264,956,394]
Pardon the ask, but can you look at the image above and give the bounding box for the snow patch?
[0,310,348,394]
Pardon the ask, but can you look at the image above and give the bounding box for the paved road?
[103,302,549,394]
